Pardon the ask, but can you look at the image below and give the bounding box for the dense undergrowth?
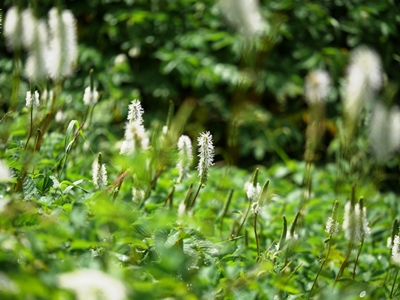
[1,1,400,300]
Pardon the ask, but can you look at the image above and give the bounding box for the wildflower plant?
[189,131,214,210]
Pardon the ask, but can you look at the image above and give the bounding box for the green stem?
[352,238,364,280]
[309,238,332,299]
[220,189,234,235]
[236,199,252,238]
[254,213,260,261]
[188,183,202,211]
[390,269,399,298]
[24,106,34,150]
[334,241,353,286]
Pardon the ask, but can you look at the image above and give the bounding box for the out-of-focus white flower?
[219,0,267,36]
[22,10,48,81]
[197,131,214,185]
[120,122,149,154]
[4,6,23,50]
[343,46,382,121]
[120,100,148,155]
[83,87,99,106]
[392,236,400,267]
[92,153,108,190]
[57,269,127,300]
[132,188,145,202]
[177,135,193,183]
[25,91,40,108]
[47,8,78,80]
[178,202,186,216]
[369,102,400,161]
[245,181,261,202]
[342,201,370,242]
[305,70,331,105]
[114,53,128,65]
[325,217,339,236]
[0,161,12,181]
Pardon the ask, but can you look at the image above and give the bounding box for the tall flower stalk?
[188,131,214,210]
[309,200,339,299]
[24,90,40,150]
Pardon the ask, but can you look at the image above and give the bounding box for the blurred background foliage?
[1,0,400,169]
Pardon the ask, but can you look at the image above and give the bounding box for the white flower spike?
[197,131,214,185]
[4,6,23,50]
[304,69,331,105]
[47,8,78,80]
[392,235,400,267]
[26,91,40,108]
[83,86,99,106]
[92,153,108,190]
[177,135,193,183]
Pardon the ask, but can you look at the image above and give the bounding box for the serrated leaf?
[22,176,39,200]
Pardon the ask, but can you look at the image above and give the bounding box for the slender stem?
[390,269,399,298]
[163,186,175,208]
[309,238,332,299]
[220,189,234,235]
[334,241,353,286]
[236,199,252,238]
[151,169,164,190]
[254,213,260,261]
[36,88,58,151]
[353,238,364,280]
[188,183,202,210]
[24,106,34,150]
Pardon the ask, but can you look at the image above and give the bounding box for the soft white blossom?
[0,161,12,181]
[83,87,99,106]
[127,100,144,124]
[4,6,23,50]
[343,46,382,121]
[197,131,214,184]
[177,135,193,182]
[47,8,78,80]
[392,236,400,267]
[120,122,149,154]
[57,269,127,300]
[369,102,400,161]
[325,217,339,236]
[342,201,371,242]
[22,10,48,81]
[219,0,267,36]
[305,69,331,105]
[132,188,145,203]
[92,154,108,190]
[245,181,261,201]
[120,100,148,155]
[25,91,40,108]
